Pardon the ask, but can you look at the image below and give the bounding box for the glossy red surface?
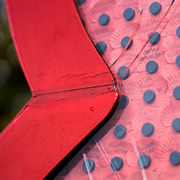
[0,0,118,179]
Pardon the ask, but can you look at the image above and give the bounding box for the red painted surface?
[0,0,118,179]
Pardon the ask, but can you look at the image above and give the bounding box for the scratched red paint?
[0,0,118,179]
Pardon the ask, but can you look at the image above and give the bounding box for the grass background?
[0,0,31,132]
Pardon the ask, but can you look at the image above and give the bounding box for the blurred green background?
[0,0,31,132]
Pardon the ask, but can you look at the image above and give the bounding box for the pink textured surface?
[55,0,180,179]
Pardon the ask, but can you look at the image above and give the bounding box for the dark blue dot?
[141,123,154,137]
[82,159,95,173]
[110,157,123,171]
[173,86,180,100]
[149,32,161,45]
[114,125,126,139]
[176,26,180,38]
[143,90,156,104]
[121,36,133,49]
[123,8,135,21]
[176,55,180,67]
[169,151,180,166]
[98,13,110,26]
[146,60,158,74]
[172,118,180,133]
[117,66,130,80]
[149,2,162,15]
[118,95,129,109]
[77,0,86,5]
[95,41,107,55]
[138,154,151,169]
